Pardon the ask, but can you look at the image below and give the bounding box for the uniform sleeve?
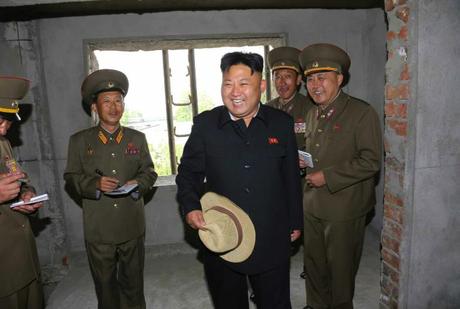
[323,106,382,193]
[63,134,100,199]
[175,117,206,218]
[134,134,158,196]
[283,117,304,230]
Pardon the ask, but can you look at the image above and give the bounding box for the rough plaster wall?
[0,21,69,283]
[405,0,460,307]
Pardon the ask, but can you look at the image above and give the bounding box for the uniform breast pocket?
[326,131,354,152]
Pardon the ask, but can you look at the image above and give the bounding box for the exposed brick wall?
[381,0,410,307]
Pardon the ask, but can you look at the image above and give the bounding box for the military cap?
[268,46,301,73]
[0,76,30,121]
[81,69,129,107]
[299,43,351,76]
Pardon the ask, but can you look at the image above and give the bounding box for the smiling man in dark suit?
[176,52,303,309]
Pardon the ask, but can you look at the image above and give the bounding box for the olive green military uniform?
[300,45,382,309]
[64,69,157,309]
[0,77,44,309]
[266,93,313,151]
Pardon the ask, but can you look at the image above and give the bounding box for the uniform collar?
[218,103,268,128]
[98,125,124,144]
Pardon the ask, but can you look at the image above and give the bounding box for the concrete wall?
[402,0,460,307]
[0,8,386,258]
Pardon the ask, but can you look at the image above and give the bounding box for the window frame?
[83,33,286,185]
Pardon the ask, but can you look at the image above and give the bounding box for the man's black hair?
[220,52,264,75]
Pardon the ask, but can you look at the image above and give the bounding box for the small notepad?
[10,193,49,208]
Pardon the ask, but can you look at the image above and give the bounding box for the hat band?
[272,65,300,73]
[0,106,19,114]
[208,205,243,249]
[304,67,339,76]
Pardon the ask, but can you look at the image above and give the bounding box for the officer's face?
[306,71,343,107]
[221,64,266,125]
[93,91,124,128]
[0,118,12,136]
[273,68,301,101]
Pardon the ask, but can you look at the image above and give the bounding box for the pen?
[95,169,121,188]
[95,169,104,176]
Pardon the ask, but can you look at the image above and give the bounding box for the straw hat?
[199,192,256,263]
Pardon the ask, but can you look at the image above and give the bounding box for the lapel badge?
[333,123,341,132]
[87,145,94,155]
[125,142,140,155]
[268,137,279,145]
[312,61,319,68]
[326,108,335,120]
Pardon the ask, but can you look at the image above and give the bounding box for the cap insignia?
[108,81,114,88]
[312,61,319,68]
[281,62,285,66]
[11,100,18,108]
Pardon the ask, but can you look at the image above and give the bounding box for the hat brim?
[200,192,256,263]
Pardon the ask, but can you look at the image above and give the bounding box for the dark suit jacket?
[176,104,303,274]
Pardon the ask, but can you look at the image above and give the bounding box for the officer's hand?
[0,173,24,203]
[186,210,205,230]
[13,190,43,214]
[299,158,308,169]
[291,229,301,242]
[306,171,326,188]
[97,176,120,192]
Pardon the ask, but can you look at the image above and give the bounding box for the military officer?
[266,46,314,151]
[299,44,382,309]
[0,76,44,309]
[64,69,157,309]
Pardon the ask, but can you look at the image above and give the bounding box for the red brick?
[382,248,400,270]
[398,83,410,100]
[400,63,410,80]
[382,233,401,255]
[385,84,398,100]
[383,219,402,241]
[385,191,404,207]
[385,102,396,117]
[387,31,397,41]
[399,25,408,41]
[382,260,400,283]
[384,204,403,224]
[398,103,407,118]
[396,6,409,23]
[385,0,395,12]
[386,119,407,136]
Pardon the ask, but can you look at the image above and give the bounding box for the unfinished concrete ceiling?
[0,0,383,22]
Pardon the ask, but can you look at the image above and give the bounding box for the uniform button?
[318,129,323,133]
[113,203,118,208]
[111,153,116,158]
[21,224,25,228]
[320,115,326,118]
[112,169,117,175]
[109,137,113,141]
[244,188,250,193]
[244,164,251,169]
[315,143,320,147]
[314,159,319,163]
